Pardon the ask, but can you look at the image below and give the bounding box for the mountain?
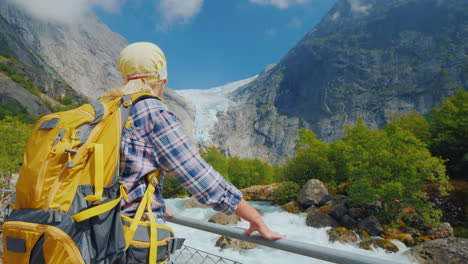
[209,0,467,163]
[0,1,195,140]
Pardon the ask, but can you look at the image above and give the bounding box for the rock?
[357,230,373,250]
[358,216,384,236]
[382,228,415,246]
[330,204,348,221]
[408,238,468,264]
[215,236,257,250]
[332,195,349,206]
[282,201,301,214]
[297,179,330,207]
[208,213,241,225]
[240,183,283,201]
[184,197,211,209]
[306,210,339,228]
[327,227,357,244]
[340,214,357,230]
[304,205,317,214]
[348,208,364,219]
[374,239,399,253]
[400,226,422,238]
[399,207,429,230]
[317,204,333,214]
[428,222,454,239]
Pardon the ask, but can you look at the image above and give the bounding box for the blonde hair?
[109,77,163,97]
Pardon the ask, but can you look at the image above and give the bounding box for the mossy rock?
[374,238,399,253]
[282,201,301,214]
[358,230,373,250]
[318,204,333,214]
[215,236,257,250]
[382,228,415,246]
[327,227,358,244]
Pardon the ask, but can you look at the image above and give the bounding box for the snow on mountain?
[176,76,257,144]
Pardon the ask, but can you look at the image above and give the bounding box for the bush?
[161,175,188,198]
[272,182,300,205]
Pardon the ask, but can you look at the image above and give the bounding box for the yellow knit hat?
[118,42,167,83]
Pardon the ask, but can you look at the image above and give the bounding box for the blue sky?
[96,0,338,90]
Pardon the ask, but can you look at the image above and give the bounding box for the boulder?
[374,238,399,253]
[408,238,468,264]
[357,230,373,250]
[208,213,241,225]
[348,208,364,219]
[304,205,317,214]
[332,195,349,206]
[215,236,257,250]
[428,222,454,239]
[340,214,358,230]
[282,201,301,214]
[330,204,348,221]
[382,228,415,246]
[184,197,211,209]
[297,179,330,207]
[398,207,429,230]
[306,210,339,228]
[358,216,384,236]
[327,227,358,244]
[240,183,283,201]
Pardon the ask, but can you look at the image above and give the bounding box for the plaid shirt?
[119,98,242,218]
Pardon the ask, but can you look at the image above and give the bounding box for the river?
[165,198,414,264]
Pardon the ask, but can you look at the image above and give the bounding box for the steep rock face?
[212,0,467,163]
[0,2,127,99]
[0,72,50,116]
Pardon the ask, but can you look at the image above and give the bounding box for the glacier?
[176,76,257,144]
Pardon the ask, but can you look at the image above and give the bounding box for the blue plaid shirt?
[119,98,242,218]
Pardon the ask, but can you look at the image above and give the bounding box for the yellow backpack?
[2,93,183,264]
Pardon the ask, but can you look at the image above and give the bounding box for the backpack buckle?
[146,169,161,187]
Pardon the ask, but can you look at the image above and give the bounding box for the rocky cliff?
[211,0,468,163]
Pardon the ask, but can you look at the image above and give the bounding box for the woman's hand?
[235,199,286,240]
[245,219,286,240]
[165,209,174,218]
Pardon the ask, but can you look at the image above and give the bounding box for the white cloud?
[265,27,277,37]
[156,0,204,31]
[250,0,309,9]
[348,0,372,15]
[6,0,125,23]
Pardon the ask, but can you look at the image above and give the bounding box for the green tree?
[0,116,32,188]
[387,111,431,145]
[428,89,468,179]
[201,146,230,181]
[335,119,451,224]
[284,129,334,185]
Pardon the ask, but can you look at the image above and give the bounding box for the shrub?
[272,181,300,205]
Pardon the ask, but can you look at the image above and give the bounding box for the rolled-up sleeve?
[144,106,242,215]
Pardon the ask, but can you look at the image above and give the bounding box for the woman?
[115,42,285,246]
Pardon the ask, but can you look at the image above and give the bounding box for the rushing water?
[165,198,414,264]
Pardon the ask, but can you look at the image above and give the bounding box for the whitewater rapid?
[165,198,414,264]
[175,76,257,144]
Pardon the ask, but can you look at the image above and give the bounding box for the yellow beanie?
[118,42,167,82]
